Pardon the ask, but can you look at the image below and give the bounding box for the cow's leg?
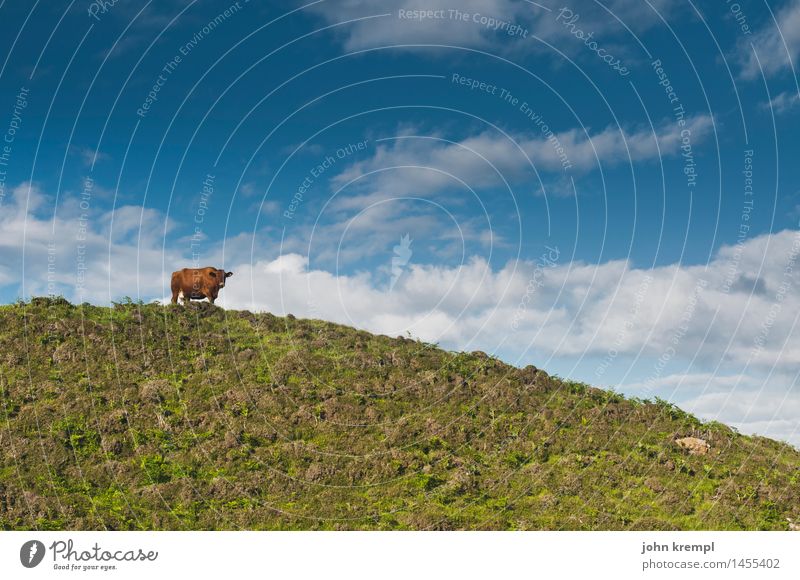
[171,289,178,304]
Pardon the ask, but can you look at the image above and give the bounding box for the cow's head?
[213,269,233,288]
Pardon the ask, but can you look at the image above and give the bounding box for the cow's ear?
[225,271,233,278]
[209,271,217,277]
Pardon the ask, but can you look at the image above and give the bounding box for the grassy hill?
[1,297,799,530]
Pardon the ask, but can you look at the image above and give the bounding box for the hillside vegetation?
[1,297,799,530]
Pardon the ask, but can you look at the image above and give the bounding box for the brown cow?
[171,267,233,305]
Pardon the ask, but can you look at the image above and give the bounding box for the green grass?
[0,296,799,530]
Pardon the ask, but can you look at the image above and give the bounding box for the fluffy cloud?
[738,0,800,79]
[762,90,800,115]
[0,182,179,302]
[329,116,713,200]
[219,227,800,370]
[310,0,532,51]
[306,0,677,53]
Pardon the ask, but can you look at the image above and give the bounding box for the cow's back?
[173,267,217,290]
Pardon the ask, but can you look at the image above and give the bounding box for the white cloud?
[329,116,712,200]
[0,182,180,302]
[307,0,677,54]
[762,90,800,114]
[308,0,534,52]
[738,0,800,79]
[220,227,800,372]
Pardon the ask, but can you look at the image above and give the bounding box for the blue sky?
[1,0,800,444]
